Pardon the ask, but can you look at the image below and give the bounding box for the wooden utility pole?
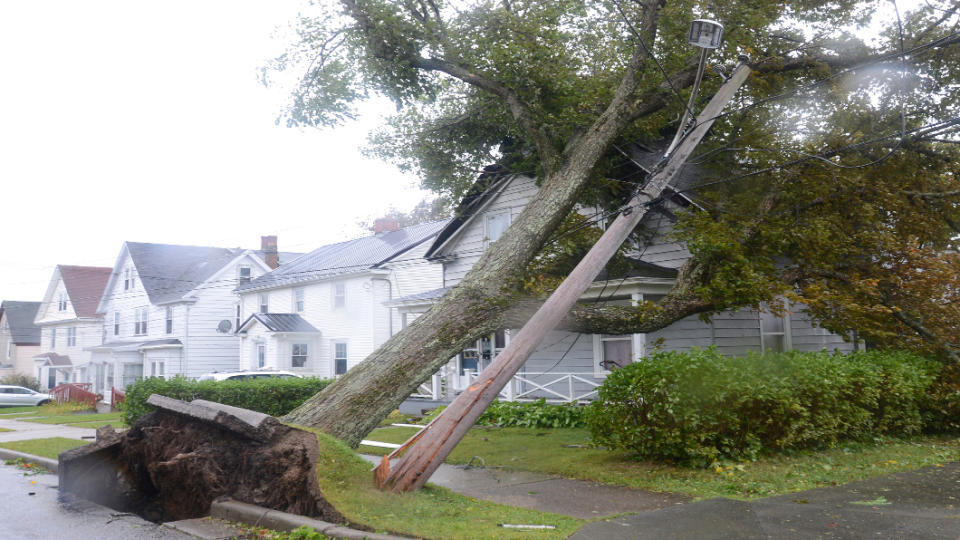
[374,61,753,493]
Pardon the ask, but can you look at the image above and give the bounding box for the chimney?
[261,235,279,269]
[373,217,400,234]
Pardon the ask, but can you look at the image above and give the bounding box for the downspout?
[184,305,190,378]
[371,277,393,338]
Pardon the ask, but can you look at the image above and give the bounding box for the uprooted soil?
[59,409,343,523]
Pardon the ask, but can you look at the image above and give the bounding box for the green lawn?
[0,427,12,432]
[0,437,89,459]
[360,426,960,500]
[303,426,583,539]
[0,406,41,414]
[61,420,127,429]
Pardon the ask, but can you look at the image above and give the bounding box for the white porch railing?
[467,371,600,403]
[410,372,444,400]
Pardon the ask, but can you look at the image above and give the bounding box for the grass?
[0,437,89,459]
[0,427,12,432]
[0,406,41,414]
[60,420,127,429]
[301,426,583,539]
[360,426,960,500]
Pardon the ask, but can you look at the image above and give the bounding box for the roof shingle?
[59,265,112,318]
[0,301,41,345]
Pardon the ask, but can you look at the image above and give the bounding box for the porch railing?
[410,373,444,400]
[50,383,98,408]
[111,387,126,412]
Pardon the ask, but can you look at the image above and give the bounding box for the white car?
[197,369,302,382]
[0,385,51,407]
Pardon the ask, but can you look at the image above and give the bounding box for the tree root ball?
[60,406,342,524]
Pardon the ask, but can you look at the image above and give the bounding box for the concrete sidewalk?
[360,454,687,518]
[0,415,99,443]
[572,462,960,539]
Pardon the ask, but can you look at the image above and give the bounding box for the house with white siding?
[32,265,112,390]
[0,301,41,381]
[86,237,299,397]
[234,219,447,378]
[402,156,854,404]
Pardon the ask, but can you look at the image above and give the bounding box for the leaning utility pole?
[374,60,753,493]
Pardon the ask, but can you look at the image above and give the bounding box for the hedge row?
[585,348,946,465]
[122,376,333,425]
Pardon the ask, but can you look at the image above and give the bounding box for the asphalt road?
[0,461,191,540]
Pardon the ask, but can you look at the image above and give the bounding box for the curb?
[211,498,408,540]
[0,448,59,473]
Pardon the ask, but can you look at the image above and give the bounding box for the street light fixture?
[664,19,725,158]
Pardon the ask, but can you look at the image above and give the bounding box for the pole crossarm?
[374,62,754,493]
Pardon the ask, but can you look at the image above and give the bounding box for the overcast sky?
[0,1,429,302]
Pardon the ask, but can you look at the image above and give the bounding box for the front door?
[47,368,56,390]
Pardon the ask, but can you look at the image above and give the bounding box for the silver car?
[0,385,51,407]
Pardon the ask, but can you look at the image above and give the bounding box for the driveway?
[0,414,99,443]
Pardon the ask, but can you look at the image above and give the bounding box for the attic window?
[239,266,252,285]
[484,211,511,248]
[57,292,68,311]
[124,268,131,290]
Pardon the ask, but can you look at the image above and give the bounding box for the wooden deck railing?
[49,383,98,408]
[111,387,126,411]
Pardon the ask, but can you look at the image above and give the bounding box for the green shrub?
[0,374,40,391]
[477,399,587,428]
[586,348,940,466]
[122,376,333,425]
[922,363,960,433]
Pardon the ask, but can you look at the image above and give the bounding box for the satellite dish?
[217,320,233,333]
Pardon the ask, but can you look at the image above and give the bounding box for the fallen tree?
[271,0,960,445]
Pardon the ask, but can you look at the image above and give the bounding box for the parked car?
[0,385,51,407]
[197,369,302,382]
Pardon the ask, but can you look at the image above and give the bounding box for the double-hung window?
[257,344,266,368]
[113,312,120,336]
[57,292,68,311]
[294,288,305,312]
[259,294,269,314]
[291,343,308,368]
[66,327,77,347]
[759,307,791,353]
[235,304,241,332]
[124,268,130,290]
[333,283,346,309]
[50,328,56,348]
[334,341,347,375]
[165,307,173,334]
[134,308,148,336]
[238,265,252,285]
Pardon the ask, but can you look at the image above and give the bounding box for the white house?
[235,219,447,378]
[402,160,854,404]
[32,265,112,391]
[86,237,300,397]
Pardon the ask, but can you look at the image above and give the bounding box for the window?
[334,341,347,375]
[333,283,346,309]
[50,328,56,348]
[123,268,130,290]
[6,341,11,359]
[67,327,76,347]
[134,308,148,335]
[759,308,791,353]
[238,265,251,285]
[484,211,512,247]
[57,292,68,311]
[291,343,308,368]
[294,288,305,312]
[259,293,269,314]
[235,304,241,333]
[165,307,173,334]
[597,334,633,370]
[151,361,165,379]
[113,312,120,336]
[257,344,266,368]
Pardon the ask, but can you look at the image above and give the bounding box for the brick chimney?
[261,235,279,269]
[373,217,400,234]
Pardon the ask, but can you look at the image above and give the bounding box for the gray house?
[0,301,42,381]
[395,159,853,404]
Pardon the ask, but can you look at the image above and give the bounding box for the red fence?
[49,383,98,408]
[111,387,126,412]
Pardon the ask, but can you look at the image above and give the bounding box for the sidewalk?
[0,415,98,443]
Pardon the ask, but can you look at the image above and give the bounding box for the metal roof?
[0,301,41,345]
[237,220,449,293]
[89,338,183,353]
[385,287,450,307]
[239,313,320,333]
[32,352,72,366]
